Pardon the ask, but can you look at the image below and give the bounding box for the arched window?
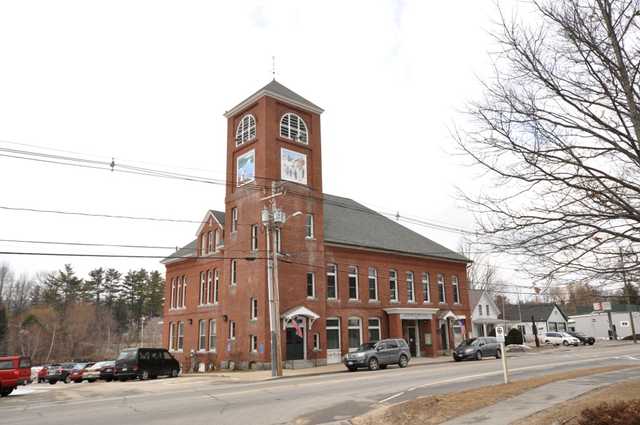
[279,113,308,144]
[236,114,256,146]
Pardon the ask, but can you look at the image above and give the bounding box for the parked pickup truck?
[0,356,32,397]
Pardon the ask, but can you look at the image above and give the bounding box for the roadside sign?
[495,326,509,384]
[593,302,612,312]
[496,326,505,343]
[602,302,612,311]
[593,302,601,311]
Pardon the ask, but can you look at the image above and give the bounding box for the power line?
[0,250,266,260]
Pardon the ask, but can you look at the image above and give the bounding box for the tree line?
[0,262,164,363]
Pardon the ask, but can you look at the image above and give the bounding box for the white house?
[569,304,640,340]
[469,289,502,337]
[502,303,570,342]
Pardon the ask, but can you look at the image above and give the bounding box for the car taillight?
[132,365,138,371]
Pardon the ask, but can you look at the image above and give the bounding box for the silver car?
[343,338,411,371]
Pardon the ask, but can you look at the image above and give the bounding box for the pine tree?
[84,268,105,305]
[103,268,122,307]
[145,270,165,317]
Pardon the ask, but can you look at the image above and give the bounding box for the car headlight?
[353,353,365,358]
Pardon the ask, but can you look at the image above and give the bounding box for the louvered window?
[235,114,256,146]
[279,113,308,144]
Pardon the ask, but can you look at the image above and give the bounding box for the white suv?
[543,332,580,346]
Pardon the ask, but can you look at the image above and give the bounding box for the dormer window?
[236,114,256,146]
[280,113,308,144]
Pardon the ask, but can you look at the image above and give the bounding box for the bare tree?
[0,263,13,302]
[458,0,640,285]
[458,240,503,291]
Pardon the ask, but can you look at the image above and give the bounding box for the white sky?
[0,0,528,289]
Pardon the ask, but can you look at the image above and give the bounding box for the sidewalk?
[183,354,453,381]
[442,367,640,425]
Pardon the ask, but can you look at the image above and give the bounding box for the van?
[453,337,502,361]
[114,348,180,381]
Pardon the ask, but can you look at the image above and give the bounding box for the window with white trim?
[199,272,206,305]
[452,275,460,304]
[348,318,362,351]
[231,260,237,286]
[485,304,489,315]
[327,264,337,299]
[407,272,415,303]
[250,297,258,320]
[249,335,258,352]
[438,273,446,303]
[177,321,184,351]
[231,207,238,232]
[251,224,259,251]
[368,318,381,342]
[181,276,187,308]
[236,114,256,146]
[305,214,314,239]
[201,235,207,255]
[198,320,206,351]
[389,270,398,302]
[280,112,308,144]
[274,228,282,253]
[214,269,220,303]
[368,267,378,301]
[313,333,320,350]
[207,270,214,304]
[422,273,430,303]
[326,318,340,350]
[168,322,175,351]
[348,266,358,300]
[229,321,236,340]
[214,229,222,249]
[207,230,213,253]
[306,272,315,298]
[177,277,183,308]
[170,278,177,309]
[209,320,217,351]
[478,304,483,316]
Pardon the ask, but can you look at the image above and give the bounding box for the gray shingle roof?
[468,289,484,309]
[211,210,225,225]
[224,79,324,117]
[502,303,568,322]
[323,194,469,262]
[162,239,197,264]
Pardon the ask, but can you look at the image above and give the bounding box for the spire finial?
[272,56,276,80]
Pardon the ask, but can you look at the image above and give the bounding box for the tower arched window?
[279,113,308,144]
[235,114,256,146]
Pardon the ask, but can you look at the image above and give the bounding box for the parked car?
[543,332,580,346]
[567,331,595,345]
[69,363,95,383]
[114,348,180,381]
[453,337,502,361]
[46,362,76,384]
[343,339,411,371]
[98,361,116,382]
[37,364,57,383]
[0,356,32,397]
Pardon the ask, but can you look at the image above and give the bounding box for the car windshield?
[117,350,137,361]
[61,363,76,369]
[73,363,88,370]
[460,338,477,347]
[356,343,377,352]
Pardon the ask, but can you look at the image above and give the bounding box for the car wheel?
[475,351,483,361]
[398,355,409,368]
[368,357,379,371]
[347,366,357,372]
[49,380,57,385]
[0,388,13,397]
[589,341,595,345]
[562,340,569,346]
[73,380,81,384]
[64,376,71,384]
[171,369,178,378]
[454,357,462,362]
[496,349,502,359]
[89,379,97,383]
[141,370,149,381]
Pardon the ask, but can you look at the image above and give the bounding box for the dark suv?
[46,362,77,384]
[343,339,411,371]
[453,337,502,361]
[114,348,180,381]
[568,331,595,345]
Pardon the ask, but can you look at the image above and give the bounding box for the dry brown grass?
[352,365,638,425]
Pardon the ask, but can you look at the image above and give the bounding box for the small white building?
[569,305,640,340]
[502,303,570,342]
[469,289,502,337]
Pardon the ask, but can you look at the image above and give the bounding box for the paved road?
[2,343,639,425]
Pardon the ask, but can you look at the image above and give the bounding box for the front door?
[440,323,448,350]
[286,328,304,360]
[407,326,418,357]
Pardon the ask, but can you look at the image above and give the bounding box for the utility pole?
[619,248,637,344]
[140,316,146,348]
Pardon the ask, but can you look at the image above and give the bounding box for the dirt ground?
[516,378,640,425]
[352,365,637,425]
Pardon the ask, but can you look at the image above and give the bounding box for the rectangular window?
[348,266,358,300]
[326,318,340,350]
[368,267,378,301]
[305,214,314,239]
[231,260,237,286]
[201,235,207,256]
[199,271,206,305]
[478,304,483,316]
[275,228,282,253]
[368,318,381,342]
[214,270,220,303]
[177,321,184,351]
[181,276,187,308]
[313,333,320,350]
[207,230,213,253]
[168,322,175,351]
[250,297,258,320]
[177,279,183,308]
[327,264,337,299]
[407,272,415,303]
[389,270,398,302]
[486,305,490,315]
[438,273,445,303]
[306,272,315,298]
[250,335,258,352]
[209,320,217,351]
[171,278,177,309]
[251,224,259,251]
[452,275,460,304]
[229,321,236,340]
[214,229,221,249]
[207,270,214,304]
[198,320,206,351]
[422,273,430,303]
[231,207,238,232]
[348,318,362,350]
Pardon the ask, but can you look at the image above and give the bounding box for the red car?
[69,363,94,383]
[37,365,53,383]
[0,356,31,397]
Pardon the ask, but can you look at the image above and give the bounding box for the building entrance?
[286,328,304,360]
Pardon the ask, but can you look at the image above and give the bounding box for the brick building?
[162,80,471,370]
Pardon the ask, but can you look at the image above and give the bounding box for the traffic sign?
[496,326,505,343]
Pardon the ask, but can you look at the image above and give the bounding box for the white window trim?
[236,114,257,146]
[206,270,213,305]
[348,266,359,300]
[231,260,237,286]
[229,321,236,340]
[251,224,259,251]
[438,273,446,304]
[209,320,217,352]
[168,322,175,351]
[231,207,238,233]
[407,271,415,303]
[279,112,309,144]
[422,272,430,304]
[327,264,338,300]
[326,317,341,351]
[214,270,220,304]
[368,267,379,302]
[250,335,258,352]
[368,318,381,342]
[177,321,185,352]
[307,272,316,299]
[390,270,399,303]
[347,317,363,352]
[250,297,258,320]
[198,320,207,352]
[452,275,461,304]
[313,333,320,351]
[305,214,314,239]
